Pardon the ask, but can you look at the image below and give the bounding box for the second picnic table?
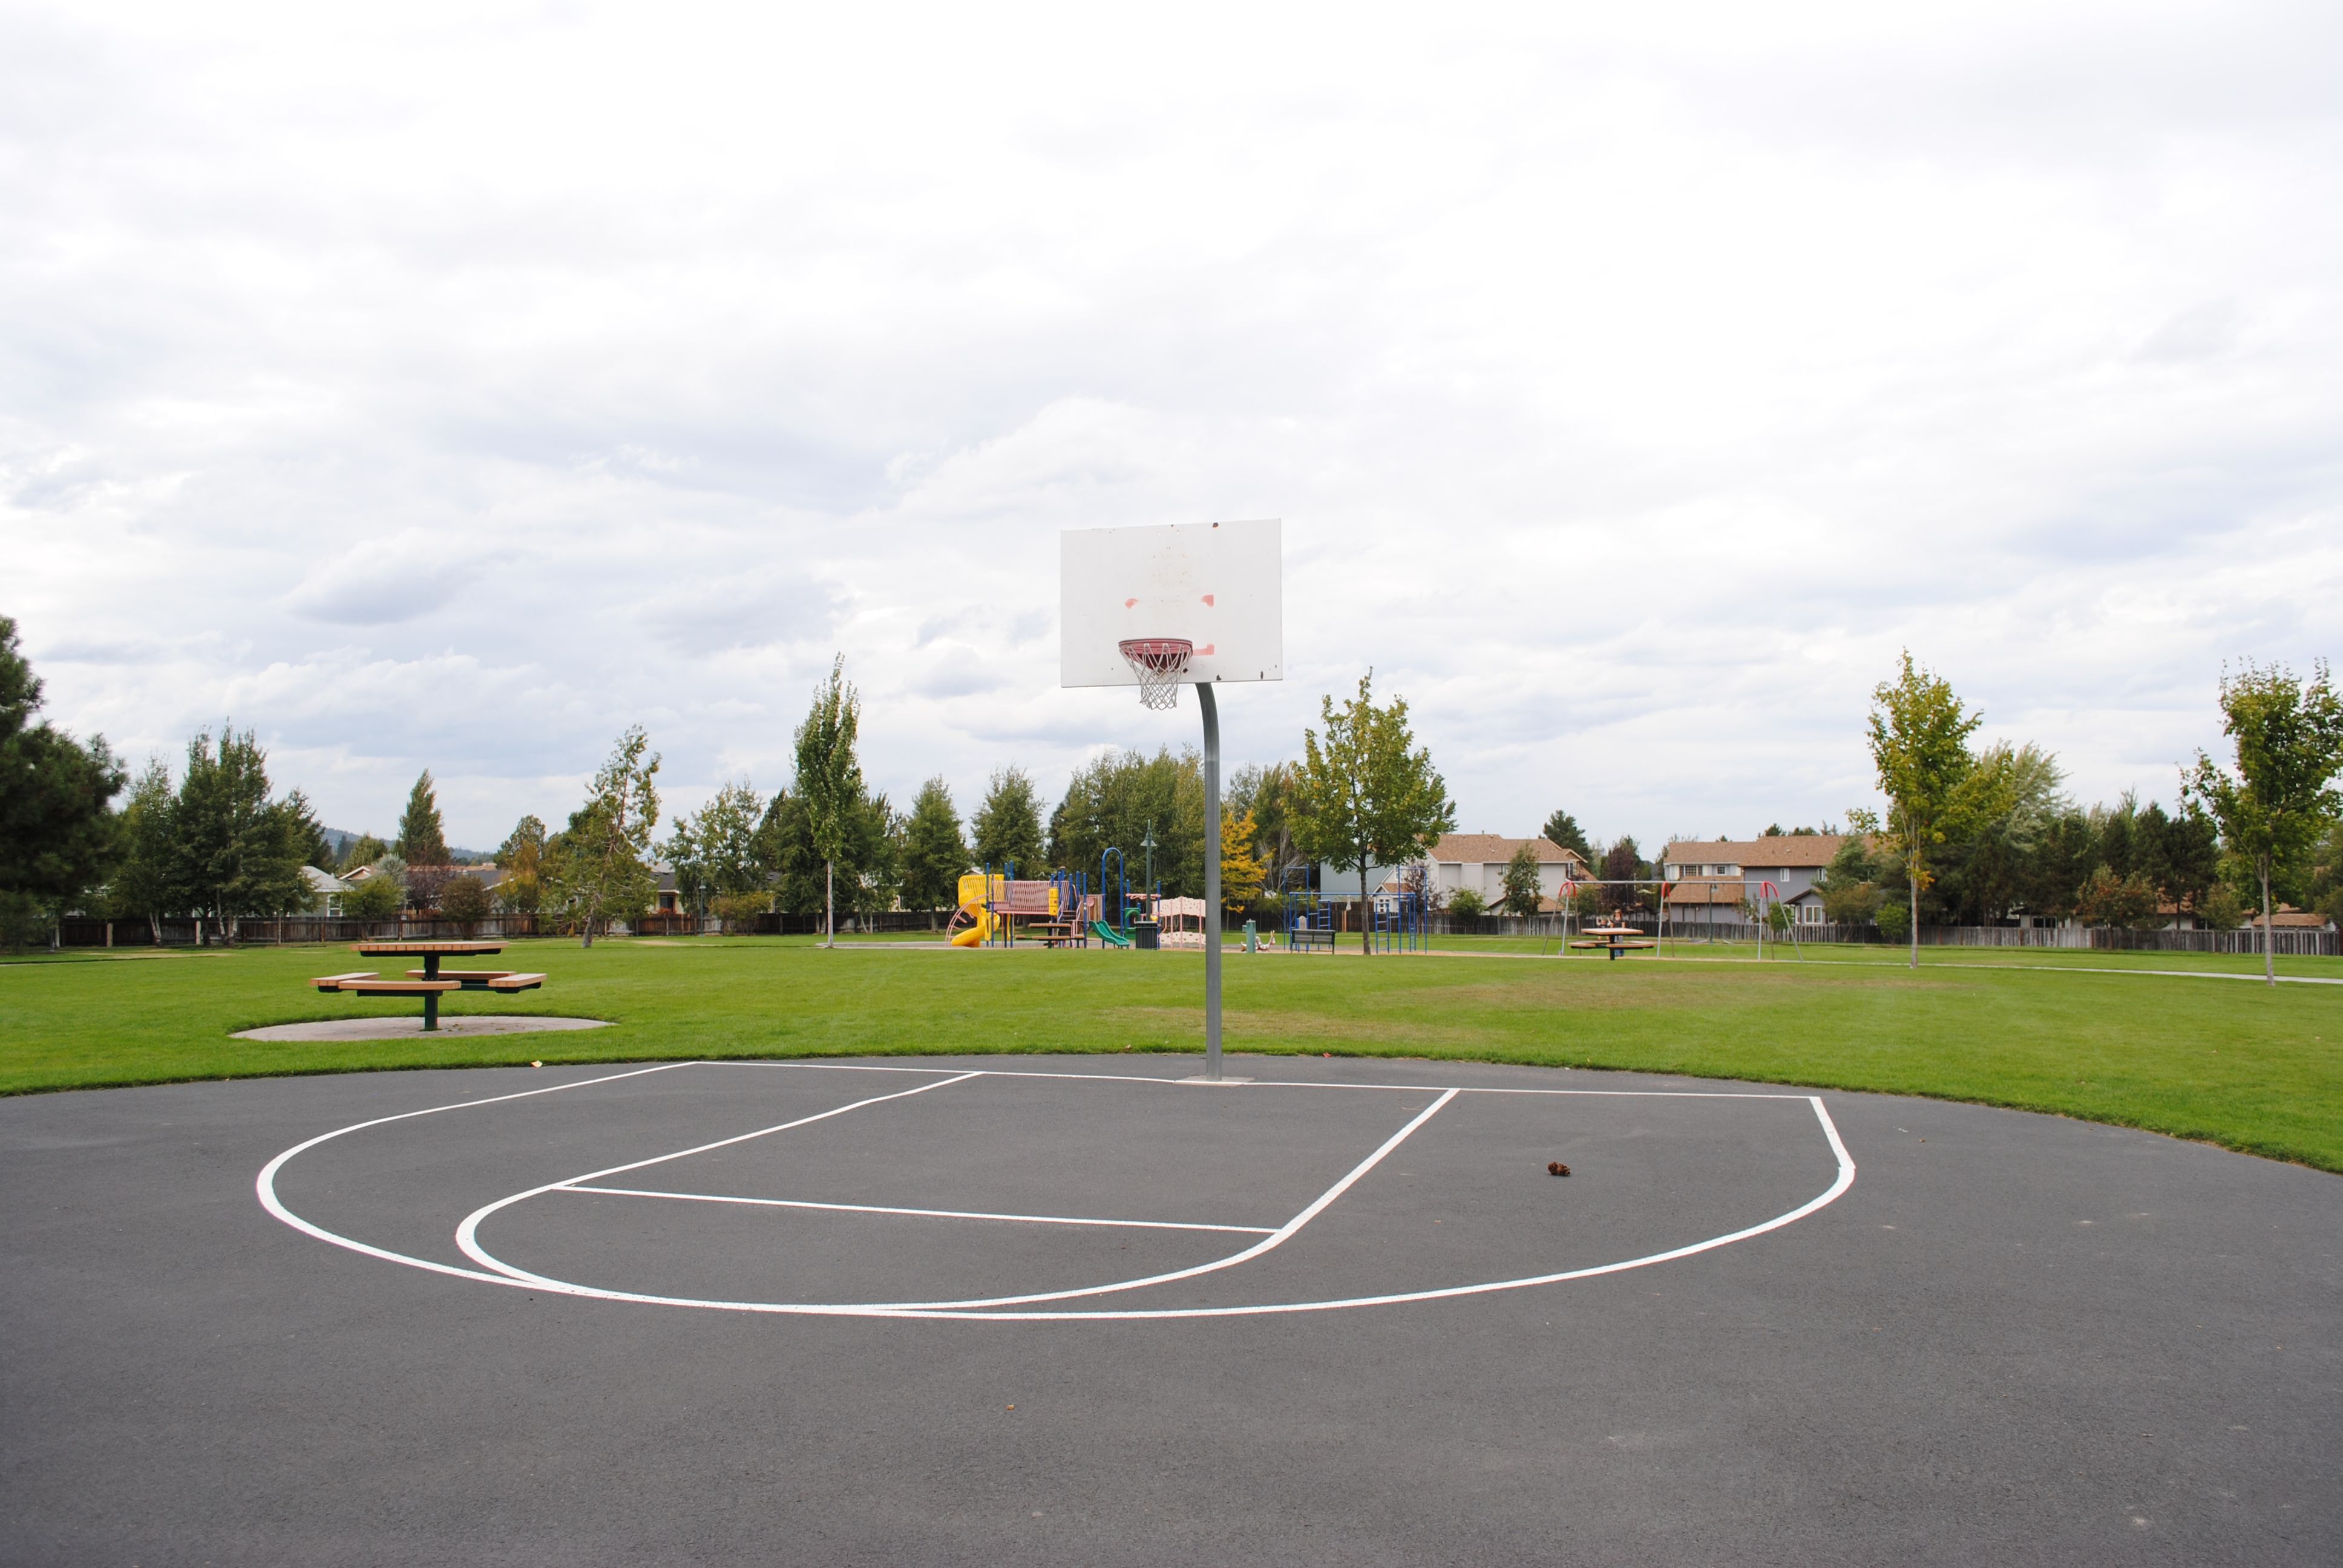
[311,940,545,1031]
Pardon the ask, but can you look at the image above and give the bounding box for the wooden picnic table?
[1570,926,1656,961]
[312,940,545,1031]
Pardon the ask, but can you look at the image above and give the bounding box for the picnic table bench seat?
[1567,938,1656,950]
[486,973,546,992]
[325,977,460,995]
[312,971,379,991]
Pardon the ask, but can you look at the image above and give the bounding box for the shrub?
[1449,888,1487,918]
[712,892,770,932]
[344,873,404,921]
[2076,865,2159,929]
[1820,877,1883,926]
[1875,901,1910,941]
[439,874,492,935]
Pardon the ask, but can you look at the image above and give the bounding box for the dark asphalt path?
[3,1054,2336,1565]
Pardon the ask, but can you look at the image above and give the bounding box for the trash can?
[1132,919,1160,950]
[1242,920,1258,953]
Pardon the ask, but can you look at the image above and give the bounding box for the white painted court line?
[920,1096,1859,1321]
[454,1073,981,1279]
[713,1058,1819,1099]
[255,1062,700,1289]
[458,1086,1462,1311]
[259,1066,1858,1321]
[562,1186,1277,1236]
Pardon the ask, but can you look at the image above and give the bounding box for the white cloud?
[3,0,2338,849]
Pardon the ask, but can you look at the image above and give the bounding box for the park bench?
[1028,921,1088,948]
[1288,923,1335,953]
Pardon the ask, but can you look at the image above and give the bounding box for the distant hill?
[321,827,491,865]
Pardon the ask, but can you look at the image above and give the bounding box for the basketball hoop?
[1119,637,1193,710]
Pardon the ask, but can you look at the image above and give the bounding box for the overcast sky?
[5,0,2339,854]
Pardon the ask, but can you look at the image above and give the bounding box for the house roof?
[302,865,349,893]
[1430,834,1589,867]
[1663,835,1858,870]
[2249,906,2334,929]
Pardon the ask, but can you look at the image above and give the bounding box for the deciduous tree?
[1219,808,1267,916]
[2184,659,2343,984]
[662,780,768,913]
[795,657,863,947]
[1288,673,1456,955]
[438,871,492,935]
[1047,750,1199,895]
[1500,843,1545,918]
[1854,652,1999,969]
[543,726,661,947]
[493,817,546,914]
[337,832,389,874]
[110,758,177,943]
[1596,838,1647,916]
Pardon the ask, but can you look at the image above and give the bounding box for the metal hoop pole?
[1199,682,1222,1080]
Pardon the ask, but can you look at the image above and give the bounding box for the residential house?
[1317,834,1594,912]
[301,864,350,916]
[1661,835,1859,927]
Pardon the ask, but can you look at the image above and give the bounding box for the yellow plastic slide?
[948,899,992,947]
[948,872,1000,947]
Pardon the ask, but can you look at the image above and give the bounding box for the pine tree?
[0,615,126,946]
[900,777,971,915]
[396,771,449,866]
[171,726,312,940]
[1539,809,1592,863]
[972,766,1048,876]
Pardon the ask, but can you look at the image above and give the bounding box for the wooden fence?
[1423,912,2335,957]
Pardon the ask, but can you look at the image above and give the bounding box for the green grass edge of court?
[3,934,2338,1177]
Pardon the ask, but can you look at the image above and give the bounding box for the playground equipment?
[1283,866,1334,953]
[946,872,1001,947]
[946,869,1093,948]
[1091,847,1133,946]
[1061,519,1283,1080]
[1153,896,1210,949]
[1369,889,1426,953]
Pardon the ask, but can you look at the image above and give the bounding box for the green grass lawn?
[4,936,2339,1173]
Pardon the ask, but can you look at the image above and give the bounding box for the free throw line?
[562,1185,1276,1235]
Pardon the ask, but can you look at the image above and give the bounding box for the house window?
[1800,904,1823,925]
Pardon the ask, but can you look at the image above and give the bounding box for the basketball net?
[1119,637,1193,711]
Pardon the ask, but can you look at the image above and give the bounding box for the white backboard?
[1060,520,1283,688]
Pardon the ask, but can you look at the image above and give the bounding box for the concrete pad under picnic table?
[234,1016,612,1042]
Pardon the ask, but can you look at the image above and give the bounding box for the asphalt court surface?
[5,1053,2339,1564]
[285,1062,1842,1313]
